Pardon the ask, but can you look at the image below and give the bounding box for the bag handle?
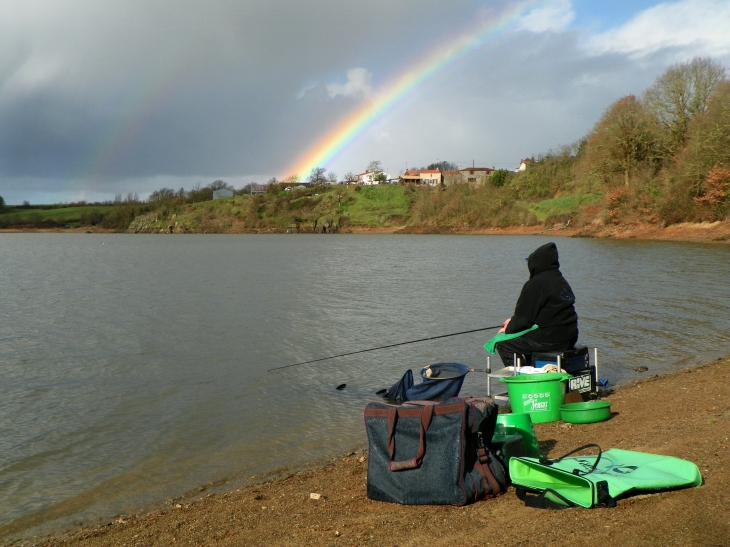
[387,405,434,471]
[516,487,574,509]
[539,443,603,476]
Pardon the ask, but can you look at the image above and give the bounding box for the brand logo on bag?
[574,458,639,475]
[522,392,550,412]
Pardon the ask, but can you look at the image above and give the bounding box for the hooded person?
[495,242,578,367]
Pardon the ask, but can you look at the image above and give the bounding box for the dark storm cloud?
[0,0,487,182]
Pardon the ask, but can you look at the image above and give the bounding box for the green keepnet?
[510,448,702,508]
[483,325,538,354]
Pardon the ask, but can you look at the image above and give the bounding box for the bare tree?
[427,160,459,172]
[584,95,658,187]
[209,180,232,190]
[308,167,327,185]
[327,171,338,183]
[343,172,355,182]
[675,81,730,195]
[644,56,727,156]
[366,160,382,173]
[283,173,301,183]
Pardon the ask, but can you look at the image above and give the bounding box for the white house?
[356,171,391,185]
[516,158,532,172]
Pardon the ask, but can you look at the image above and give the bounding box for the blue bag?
[383,363,470,403]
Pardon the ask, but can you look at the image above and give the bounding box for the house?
[418,170,442,186]
[459,167,494,186]
[212,189,234,199]
[398,170,442,186]
[356,171,391,185]
[516,158,532,172]
[399,170,422,184]
[442,171,462,186]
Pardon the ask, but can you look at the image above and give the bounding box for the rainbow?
[283,0,545,179]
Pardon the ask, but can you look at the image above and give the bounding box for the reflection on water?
[0,234,728,537]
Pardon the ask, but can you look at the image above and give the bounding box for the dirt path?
[10,356,729,547]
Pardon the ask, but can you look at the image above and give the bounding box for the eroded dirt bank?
[389,220,730,244]
[4,219,730,244]
[7,356,729,547]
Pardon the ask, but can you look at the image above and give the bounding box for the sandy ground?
[7,356,729,547]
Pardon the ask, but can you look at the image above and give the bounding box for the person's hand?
[498,317,511,334]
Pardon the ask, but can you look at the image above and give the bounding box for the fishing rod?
[268,324,504,372]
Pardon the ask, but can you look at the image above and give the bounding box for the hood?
[527,242,560,278]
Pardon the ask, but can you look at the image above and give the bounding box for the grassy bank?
[125,186,415,234]
[0,204,149,231]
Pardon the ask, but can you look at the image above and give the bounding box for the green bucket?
[500,373,572,424]
[494,413,541,457]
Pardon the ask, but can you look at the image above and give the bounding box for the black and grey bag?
[364,397,506,505]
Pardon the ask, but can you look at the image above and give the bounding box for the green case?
[509,445,702,508]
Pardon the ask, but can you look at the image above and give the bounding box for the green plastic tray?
[560,401,611,424]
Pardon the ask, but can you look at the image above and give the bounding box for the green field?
[0,205,131,229]
[529,194,603,221]
[338,185,412,225]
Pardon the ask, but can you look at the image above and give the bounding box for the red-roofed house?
[398,170,442,186]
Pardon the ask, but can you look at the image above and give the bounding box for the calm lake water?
[1,234,728,538]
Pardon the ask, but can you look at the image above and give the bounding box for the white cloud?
[518,0,575,33]
[588,0,730,59]
[326,67,373,99]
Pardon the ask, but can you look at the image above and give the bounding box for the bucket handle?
[387,405,434,471]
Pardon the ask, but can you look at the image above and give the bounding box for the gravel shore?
[5,357,729,547]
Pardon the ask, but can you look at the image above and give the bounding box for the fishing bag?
[382,363,470,403]
[364,397,506,505]
[510,444,702,509]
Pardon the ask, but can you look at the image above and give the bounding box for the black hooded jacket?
[505,242,578,344]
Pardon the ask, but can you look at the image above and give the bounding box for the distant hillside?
[4,58,728,235]
[127,56,730,236]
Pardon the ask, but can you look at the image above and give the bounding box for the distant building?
[459,167,494,185]
[212,189,234,199]
[399,170,422,184]
[442,171,462,186]
[398,170,442,186]
[516,158,532,172]
[356,171,391,185]
[418,170,442,186]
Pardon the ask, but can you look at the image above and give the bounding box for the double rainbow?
[282,0,543,179]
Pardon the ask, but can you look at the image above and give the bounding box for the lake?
[1,234,728,538]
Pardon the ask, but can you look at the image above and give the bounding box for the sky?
[1,0,729,204]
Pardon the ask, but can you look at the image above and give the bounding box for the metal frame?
[486,348,600,401]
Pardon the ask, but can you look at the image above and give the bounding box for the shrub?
[693,166,730,220]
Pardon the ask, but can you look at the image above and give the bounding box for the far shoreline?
[2,219,730,244]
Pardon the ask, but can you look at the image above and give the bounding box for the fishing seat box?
[532,345,596,394]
